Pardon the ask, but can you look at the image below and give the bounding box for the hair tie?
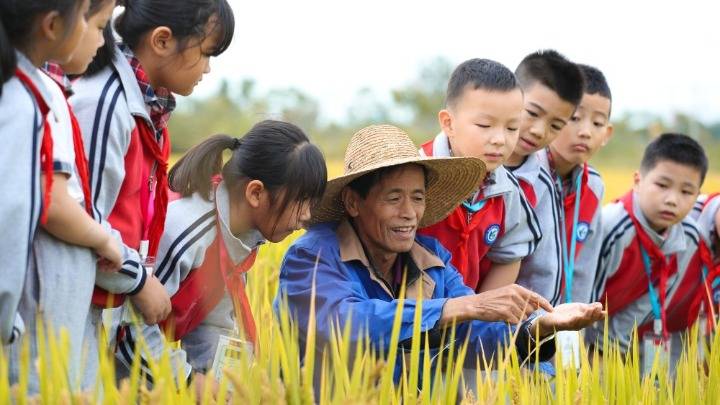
[233,138,242,150]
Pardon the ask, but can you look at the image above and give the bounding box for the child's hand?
[95,236,122,272]
[130,276,171,325]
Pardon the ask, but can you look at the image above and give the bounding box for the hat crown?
[344,125,419,174]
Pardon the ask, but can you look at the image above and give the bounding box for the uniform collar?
[15,51,55,108]
[214,181,265,264]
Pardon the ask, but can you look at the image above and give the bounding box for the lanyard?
[640,246,668,339]
[560,172,583,303]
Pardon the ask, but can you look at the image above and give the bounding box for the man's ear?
[602,123,614,147]
[148,26,176,57]
[342,187,360,218]
[244,180,265,209]
[438,109,454,137]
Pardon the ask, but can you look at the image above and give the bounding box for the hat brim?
[311,156,486,228]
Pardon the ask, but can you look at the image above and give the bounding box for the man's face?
[345,165,426,255]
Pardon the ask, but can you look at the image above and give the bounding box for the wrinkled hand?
[442,284,554,325]
[535,302,605,336]
[130,275,171,325]
[95,236,122,272]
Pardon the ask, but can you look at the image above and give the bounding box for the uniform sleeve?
[487,174,542,264]
[571,183,604,303]
[590,203,629,303]
[0,80,39,344]
[71,77,149,295]
[116,323,192,387]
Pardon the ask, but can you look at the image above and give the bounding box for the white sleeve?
[572,183,604,303]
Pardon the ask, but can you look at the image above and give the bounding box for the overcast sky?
[185,0,719,124]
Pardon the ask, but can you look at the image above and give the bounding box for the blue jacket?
[275,219,554,372]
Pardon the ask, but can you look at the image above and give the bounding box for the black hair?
[170,120,327,213]
[640,133,708,185]
[88,0,234,74]
[0,0,85,90]
[515,49,585,107]
[347,164,429,199]
[446,58,519,107]
[578,64,612,100]
[88,0,113,15]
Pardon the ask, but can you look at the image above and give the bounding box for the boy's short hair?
[446,58,519,108]
[515,49,584,107]
[579,64,612,101]
[640,133,708,185]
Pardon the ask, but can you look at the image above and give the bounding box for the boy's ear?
[601,123,615,147]
[342,188,360,218]
[632,170,641,191]
[244,179,265,209]
[438,109,453,137]
[148,26,176,57]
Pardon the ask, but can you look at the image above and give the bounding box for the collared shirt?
[119,43,175,138]
[276,219,555,377]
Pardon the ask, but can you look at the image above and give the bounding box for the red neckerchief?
[601,192,676,339]
[135,117,170,257]
[15,68,53,224]
[161,185,258,343]
[42,66,93,215]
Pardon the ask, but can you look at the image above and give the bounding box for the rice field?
[2,161,719,404]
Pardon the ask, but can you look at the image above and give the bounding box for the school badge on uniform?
[576,222,590,242]
[484,224,501,245]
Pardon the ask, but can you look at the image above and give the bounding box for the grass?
[2,233,719,404]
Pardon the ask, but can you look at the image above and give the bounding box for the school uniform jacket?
[418,132,541,291]
[115,182,264,383]
[587,193,711,354]
[691,194,720,303]
[557,161,604,304]
[71,45,164,295]
[509,151,565,304]
[0,52,49,344]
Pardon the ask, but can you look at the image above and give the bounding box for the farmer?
[276,124,605,373]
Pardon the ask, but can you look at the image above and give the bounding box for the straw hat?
[312,125,487,227]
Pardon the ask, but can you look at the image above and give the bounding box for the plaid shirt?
[42,62,73,96]
[119,43,176,138]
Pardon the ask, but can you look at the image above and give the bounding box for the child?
[0,0,88,379]
[70,0,235,339]
[588,133,715,371]
[418,58,542,295]
[691,193,720,321]
[18,0,120,391]
[115,121,327,395]
[545,64,613,305]
[504,50,585,305]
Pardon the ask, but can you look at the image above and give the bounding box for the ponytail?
[170,120,327,211]
[0,18,16,92]
[169,134,239,200]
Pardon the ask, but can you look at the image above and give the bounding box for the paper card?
[556,330,581,369]
[211,334,254,385]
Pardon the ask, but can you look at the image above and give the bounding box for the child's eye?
[682,190,695,196]
[507,127,518,132]
[551,123,565,131]
[655,182,668,189]
[571,116,580,122]
[475,124,490,129]
[526,110,539,118]
[593,122,604,127]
